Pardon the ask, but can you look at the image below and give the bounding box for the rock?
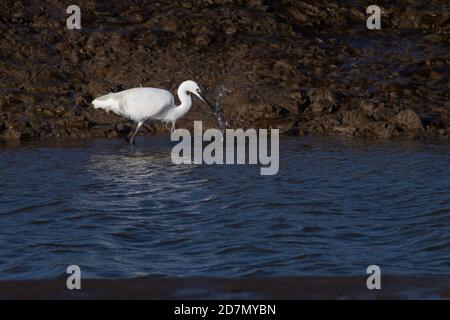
[342,110,369,129]
[333,125,356,135]
[392,109,423,130]
[369,122,398,139]
[371,105,396,121]
[273,60,295,80]
[1,128,22,140]
[225,25,237,35]
[307,88,336,114]
[359,101,376,113]
[194,35,210,46]
[430,71,443,81]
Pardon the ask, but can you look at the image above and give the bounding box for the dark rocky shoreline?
[1,0,449,142]
[1,276,449,299]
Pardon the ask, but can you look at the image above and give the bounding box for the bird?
[91,80,214,144]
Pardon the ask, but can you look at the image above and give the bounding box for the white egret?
[92,80,214,144]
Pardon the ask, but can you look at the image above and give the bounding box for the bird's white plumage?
[122,88,173,122]
[91,80,211,144]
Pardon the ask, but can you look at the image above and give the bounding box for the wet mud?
[0,0,449,141]
[1,276,449,299]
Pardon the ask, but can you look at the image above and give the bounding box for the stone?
[307,88,336,114]
[2,128,22,140]
[392,109,423,130]
[359,101,376,113]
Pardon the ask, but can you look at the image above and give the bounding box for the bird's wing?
[116,88,174,121]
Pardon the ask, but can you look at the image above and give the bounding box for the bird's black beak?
[197,93,215,113]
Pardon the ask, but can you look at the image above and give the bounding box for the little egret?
[92,80,214,144]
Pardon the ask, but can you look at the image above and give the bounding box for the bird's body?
[93,88,176,122]
[92,80,212,144]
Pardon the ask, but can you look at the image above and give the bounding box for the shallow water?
[0,136,449,280]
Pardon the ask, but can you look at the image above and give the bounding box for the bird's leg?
[128,121,144,145]
[171,121,176,134]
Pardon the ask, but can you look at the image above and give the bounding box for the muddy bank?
[0,0,449,141]
[1,276,449,299]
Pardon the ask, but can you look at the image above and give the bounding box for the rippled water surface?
[0,137,449,280]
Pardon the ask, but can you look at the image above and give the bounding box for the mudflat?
[1,0,449,141]
[1,276,449,299]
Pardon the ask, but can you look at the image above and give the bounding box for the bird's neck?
[172,88,192,119]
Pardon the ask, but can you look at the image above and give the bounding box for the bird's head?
[180,80,215,113]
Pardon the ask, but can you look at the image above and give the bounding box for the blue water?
[0,137,449,280]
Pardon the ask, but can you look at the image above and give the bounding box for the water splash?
[213,84,229,132]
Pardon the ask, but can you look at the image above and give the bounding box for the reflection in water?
[0,136,449,280]
[84,148,200,212]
